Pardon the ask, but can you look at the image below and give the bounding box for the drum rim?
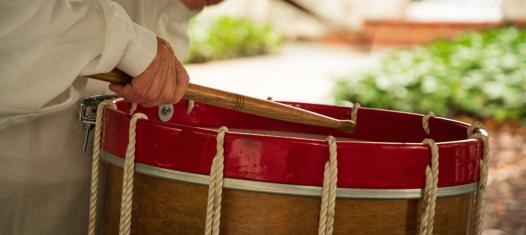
[102,99,483,189]
[101,149,478,199]
[109,99,483,146]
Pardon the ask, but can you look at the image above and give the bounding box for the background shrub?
[186,16,284,63]
[334,27,526,122]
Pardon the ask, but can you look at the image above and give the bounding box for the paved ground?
[483,123,526,235]
[187,42,386,104]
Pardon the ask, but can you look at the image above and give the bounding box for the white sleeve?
[0,0,157,117]
[114,0,199,60]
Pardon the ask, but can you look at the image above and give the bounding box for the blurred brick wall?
[324,21,526,47]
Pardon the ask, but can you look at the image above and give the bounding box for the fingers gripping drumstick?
[90,70,356,133]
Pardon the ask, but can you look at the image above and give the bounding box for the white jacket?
[0,0,195,234]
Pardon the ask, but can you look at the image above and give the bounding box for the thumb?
[108,83,124,94]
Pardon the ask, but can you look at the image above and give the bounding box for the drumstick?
[89,70,356,133]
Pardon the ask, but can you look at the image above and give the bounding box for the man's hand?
[109,38,189,107]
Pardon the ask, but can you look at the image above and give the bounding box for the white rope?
[468,123,490,235]
[87,100,116,235]
[419,139,439,235]
[187,100,195,114]
[351,103,360,124]
[129,103,138,114]
[422,112,435,135]
[318,136,338,235]
[205,127,228,235]
[118,113,148,235]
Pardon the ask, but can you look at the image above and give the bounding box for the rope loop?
[468,123,490,235]
[318,136,338,235]
[422,112,435,135]
[187,100,195,114]
[351,103,360,124]
[419,138,439,235]
[118,113,148,235]
[467,122,482,136]
[129,103,138,114]
[88,100,116,235]
[205,126,229,235]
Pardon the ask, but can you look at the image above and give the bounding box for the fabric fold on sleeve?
[0,0,158,120]
[116,24,157,77]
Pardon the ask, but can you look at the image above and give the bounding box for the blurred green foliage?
[186,16,284,63]
[335,27,526,122]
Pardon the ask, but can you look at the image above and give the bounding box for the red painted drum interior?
[102,99,482,189]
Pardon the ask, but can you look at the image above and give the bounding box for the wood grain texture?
[102,164,473,235]
[89,70,355,133]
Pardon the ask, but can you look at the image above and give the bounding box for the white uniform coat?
[0,0,195,234]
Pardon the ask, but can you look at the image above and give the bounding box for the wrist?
[157,37,174,56]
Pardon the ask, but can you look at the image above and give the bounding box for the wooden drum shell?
[102,163,473,235]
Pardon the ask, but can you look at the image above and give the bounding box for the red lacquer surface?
[101,99,482,189]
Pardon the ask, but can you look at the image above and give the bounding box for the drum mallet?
[89,70,356,133]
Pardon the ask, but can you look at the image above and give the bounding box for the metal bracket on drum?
[77,95,117,152]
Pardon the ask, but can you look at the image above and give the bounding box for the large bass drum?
[94,98,487,235]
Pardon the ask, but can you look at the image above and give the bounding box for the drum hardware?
[77,95,117,152]
[88,70,356,133]
[158,104,174,122]
[100,149,479,199]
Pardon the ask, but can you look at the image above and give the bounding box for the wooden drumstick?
[89,70,356,133]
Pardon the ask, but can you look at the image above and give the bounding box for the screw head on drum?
[158,104,174,122]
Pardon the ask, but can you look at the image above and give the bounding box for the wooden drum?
[95,99,487,235]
